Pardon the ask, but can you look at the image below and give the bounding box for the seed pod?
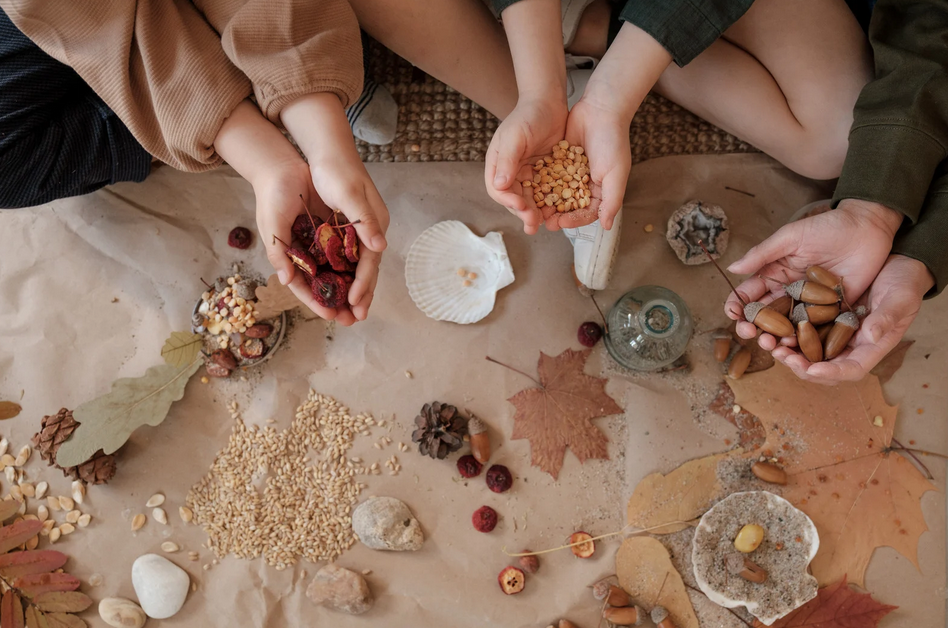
[797,320,824,363]
[805,303,841,325]
[806,265,841,290]
[785,280,840,305]
[751,461,788,485]
[602,605,644,625]
[768,295,793,318]
[824,311,859,360]
[712,335,731,362]
[727,348,752,379]
[468,417,491,464]
[744,302,795,337]
[726,553,768,584]
[605,585,630,607]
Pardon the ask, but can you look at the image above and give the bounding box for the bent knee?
[781,124,851,181]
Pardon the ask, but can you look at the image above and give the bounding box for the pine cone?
[411,402,467,460]
[32,408,117,485]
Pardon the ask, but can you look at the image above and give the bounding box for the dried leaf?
[254,274,317,320]
[160,331,203,369]
[0,501,22,524]
[32,593,91,614]
[754,576,896,628]
[0,402,22,421]
[40,614,84,628]
[708,381,765,449]
[627,452,732,533]
[505,349,623,479]
[616,536,699,628]
[12,574,80,599]
[0,521,44,555]
[730,364,936,586]
[869,339,914,385]
[23,606,45,628]
[0,551,68,580]
[55,360,202,468]
[1,591,24,628]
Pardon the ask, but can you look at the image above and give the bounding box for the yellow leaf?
[616,536,699,628]
[160,331,202,369]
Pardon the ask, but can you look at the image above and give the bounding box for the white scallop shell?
[405,221,515,324]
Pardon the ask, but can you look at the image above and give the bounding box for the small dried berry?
[343,223,360,263]
[228,227,253,249]
[340,273,355,287]
[291,213,321,247]
[472,506,498,533]
[519,552,539,574]
[317,223,355,272]
[309,271,348,309]
[578,322,603,347]
[285,248,319,277]
[239,338,264,360]
[245,323,273,339]
[486,465,512,493]
[569,531,595,558]
[457,454,483,478]
[209,349,237,371]
[205,361,231,378]
[497,566,525,595]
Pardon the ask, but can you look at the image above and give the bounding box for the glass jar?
[604,285,694,371]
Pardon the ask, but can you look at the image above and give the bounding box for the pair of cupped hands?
[484,95,933,384]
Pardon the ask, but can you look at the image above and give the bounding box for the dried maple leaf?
[254,274,318,321]
[729,364,936,587]
[753,576,896,628]
[616,537,699,628]
[869,340,914,385]
[500,349,622,479]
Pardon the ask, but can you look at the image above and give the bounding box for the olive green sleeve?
[618,0,753,66]
[891,168,948,296]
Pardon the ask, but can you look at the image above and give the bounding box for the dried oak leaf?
[616,536,699,628]
[160,331,203,369]
[729,364,936,587]
[0,402,21,421]
[254,273,318,321]
[869,339,914,385]
[626,452,734,534]
[54,360,202,468]
[505,349,622,479]
[753,576,896,628]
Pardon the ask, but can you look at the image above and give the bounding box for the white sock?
[347,80,398,145]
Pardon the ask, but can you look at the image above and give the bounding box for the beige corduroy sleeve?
[193,0,364,123]
[0,0,252,172]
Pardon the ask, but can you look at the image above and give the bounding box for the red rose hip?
[472,506,498,533]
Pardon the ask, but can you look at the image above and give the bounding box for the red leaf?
[0,551,68,580]
[12,574,80,599]
[1,590,24,628]
[0,521,44,556]
[39,614,84,628]
[754,576,897,628]
[503,349,623,479]
[32,593,91,614]
[0,502,21,525]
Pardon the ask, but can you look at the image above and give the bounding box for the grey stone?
[131,553,190,619]
[352,496,424,551]
[306,563,373,614]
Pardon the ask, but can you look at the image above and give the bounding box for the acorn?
[604,585,630,607]
[797,320,824,363]
[804,303,840,325]
[785,280,840,305]
[817,322,833,343]
[603,605,644,626]
[712,333,731,362]
[806,265,842,291]
[824,311,859,359]
[768,295,793,318]
[467,416,491,464]
[728,347,752,379]
[744,302,795,337]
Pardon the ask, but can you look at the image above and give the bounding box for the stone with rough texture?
[306,563,374,614]
[99,597,147,628]
[131,553,190,619]
[352,496,424,551]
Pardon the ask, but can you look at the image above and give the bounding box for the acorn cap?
[835,311,860,329]
[650,605,669,624]
[790,303,809,325]
[785,280,806,300]
[743,302,765,323]
[467,415,487,435]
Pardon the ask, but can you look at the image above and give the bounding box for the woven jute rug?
[358,39,758,164]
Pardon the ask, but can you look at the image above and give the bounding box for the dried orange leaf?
[13,574,80,599]
[41,614,84,628]
[627,452,733,533]
[506,349,622,479]
[0,402,21,421]
[616,536,699,628]
[32,593,92,614]
[754,576,897,628]
[1,590,24,628]
[0,520,44,555]
[730,364,936,586]
[0,551,68,580]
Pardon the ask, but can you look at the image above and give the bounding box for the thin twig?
[485,356,541,387]
[682,582,755,627]
[699,240,746,307]
[724,186,756,198]
[890,439,934,479]
[590,293,609,333]
[652,571,670,608]
[503,519,698,557]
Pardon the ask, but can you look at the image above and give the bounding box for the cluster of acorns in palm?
[277,205,361,309]
[719,264,863,377]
